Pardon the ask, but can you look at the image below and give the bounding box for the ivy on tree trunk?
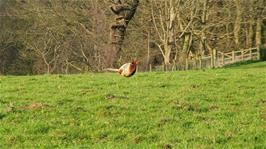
[106,0,139,67]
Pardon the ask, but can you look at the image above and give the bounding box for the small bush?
[259,46,266,61]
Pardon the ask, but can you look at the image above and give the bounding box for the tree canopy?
[0,0,265,75]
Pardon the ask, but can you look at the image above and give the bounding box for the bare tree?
[1,0,265,74]
[151,0,176,68]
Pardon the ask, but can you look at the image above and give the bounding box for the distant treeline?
[0,0,266,75]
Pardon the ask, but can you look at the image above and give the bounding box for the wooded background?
[0,0,266,75]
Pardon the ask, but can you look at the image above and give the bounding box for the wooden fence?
[216,47,260,67]
[151,47,260,71]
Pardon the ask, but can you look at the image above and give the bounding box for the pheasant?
[105,60,139,77]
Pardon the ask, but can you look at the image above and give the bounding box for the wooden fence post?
[199,58,202,69]
[241,49,244,61]
[222,52,224,66]
[232,50,235,63]
[211,49,214,68]
[213,49,217,68]
[147,30,150,72]
[185,58,188,70]
[193,59,196,70]
[249,48,252,60]
[257,47,260,60]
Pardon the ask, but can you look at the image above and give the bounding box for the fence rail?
[215,47,260,67]
[150,47,260,71]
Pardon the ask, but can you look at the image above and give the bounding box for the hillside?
[0,62,266,148]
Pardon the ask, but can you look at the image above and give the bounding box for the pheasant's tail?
[104,68,120,72]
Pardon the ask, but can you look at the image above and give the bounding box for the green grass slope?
[0,62,266,148]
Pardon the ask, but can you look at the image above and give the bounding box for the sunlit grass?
[0,61,266,148]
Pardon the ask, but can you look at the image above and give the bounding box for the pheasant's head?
[132,60,140,65]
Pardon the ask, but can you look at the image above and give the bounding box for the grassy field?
[0,62,266,148]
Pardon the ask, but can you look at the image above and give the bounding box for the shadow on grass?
[224,60,266,69]
[0,113,6,120]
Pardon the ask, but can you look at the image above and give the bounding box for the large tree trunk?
[199,0,208,55]
[106,0,139,67]
[255,0,265,47]
[234,0,241,48]
[179,33,191,69]
[164,3,175,66]
[256,17,262,47]
[164,43,171,65]
[200,31,207,55]
[247,20,254,48]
